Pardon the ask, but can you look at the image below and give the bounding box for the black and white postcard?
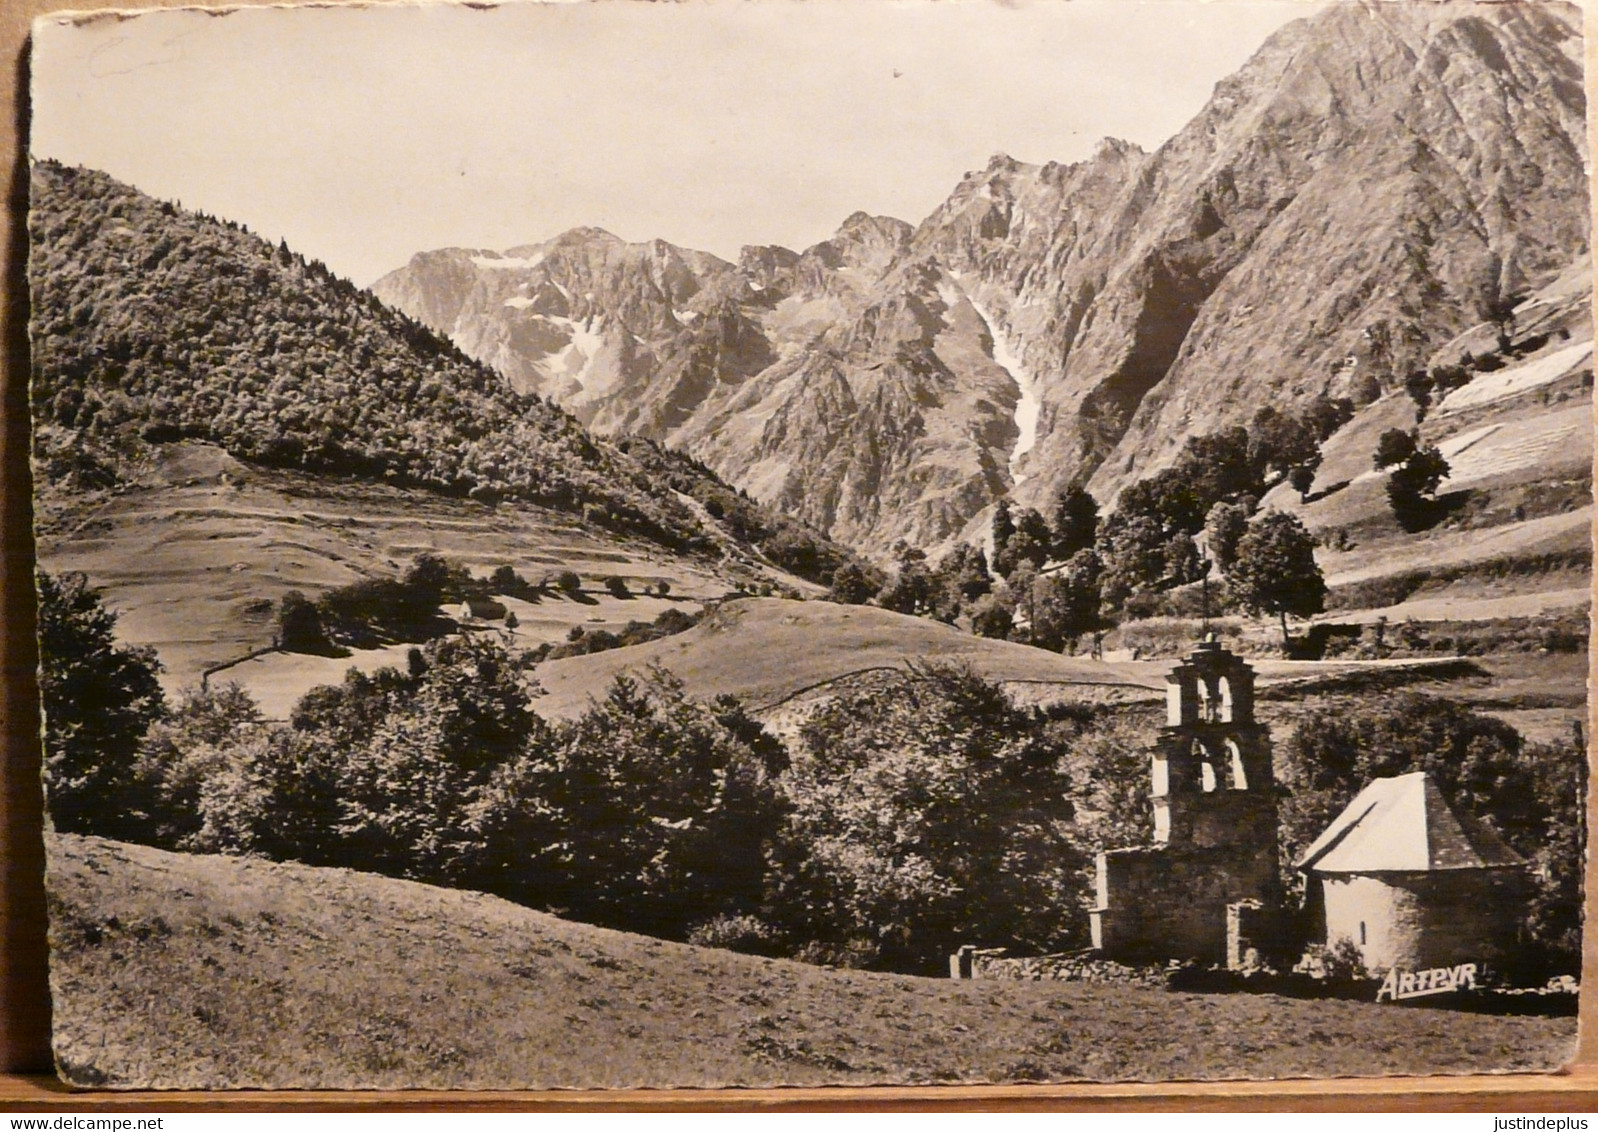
[27,0,1588,1088]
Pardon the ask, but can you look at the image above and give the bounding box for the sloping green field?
[530,597,1490,721]
[35,445,747,692]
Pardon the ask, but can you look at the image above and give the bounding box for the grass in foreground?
[46,835,1575,1090]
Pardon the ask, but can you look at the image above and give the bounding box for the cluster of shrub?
[834,398,1350,654]
[277,554,527,652]
[524,607,702,664]
[40,569,1583,979]
[28,162,857,583]
[275,553,692,656]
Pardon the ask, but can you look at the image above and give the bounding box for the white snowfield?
[963,290,1041,486]
[536,315,607,395]
[1437,340,1592,413]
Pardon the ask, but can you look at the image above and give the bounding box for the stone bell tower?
[1090,637,1282,967]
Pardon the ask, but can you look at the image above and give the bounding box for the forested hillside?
[28,161,854,581]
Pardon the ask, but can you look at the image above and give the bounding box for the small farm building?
[459,597,508,621]
[1296,772,1527,973]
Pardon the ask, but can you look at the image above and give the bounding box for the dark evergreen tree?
[36,570,168,838]
[990,498,1016,575]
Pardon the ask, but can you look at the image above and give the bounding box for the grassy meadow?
[47,834,1577,1090]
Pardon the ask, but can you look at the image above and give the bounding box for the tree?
[1403,369,1433,420]
[990,499,1015,573]
[1003,560,1040,641]
[1301,395,1355,443]
[1248,407,1319,487]
[1203,500,1251,574]
[503,610,519,631]
[1287,464,1317,501]
[1097,514,1169,612]
[36,570,168,838]
[1429,363,1472,397]
[1350,371,1383,407]
[1373,428,1417,471]
[994,506,1049,579]
[1013,508,1053,570]
[944,543,992,602]
[1160,531,1208,590]
[1180,426,1259,515]
[277,589,331,653]
[877,541,935,617]
[769,663,1085,971]
[1049,485,1098,561]
[968,595,1014,640]
[1520,737,1586,977]
[1116,467,1205,536]
[333,634,549,887]
[1482,289,1525,353]
[134,682,269,851]
[827,562,876,605]
[604,576,631,599]
[520,667,784,939]
[555,570,583,596]
[400,552,460,622]
[927,544,990,624]
[1228,510,1325,654]
[1385,444,1450,531]
[1032,551,1103,654]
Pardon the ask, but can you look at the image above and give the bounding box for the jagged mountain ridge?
[374,0,1589,558]
[28,162,858,585]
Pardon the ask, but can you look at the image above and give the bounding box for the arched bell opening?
[1192,738,1218,793]
[1226,738,1247,790]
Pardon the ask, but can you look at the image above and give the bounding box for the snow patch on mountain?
[524,315,608,394]
[966,293,1040,486]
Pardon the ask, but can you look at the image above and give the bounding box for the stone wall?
[963,948,1168,987]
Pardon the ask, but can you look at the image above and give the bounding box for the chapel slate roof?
[1295,771,1523,873]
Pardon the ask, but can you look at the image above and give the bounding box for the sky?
[32,0,1322,286]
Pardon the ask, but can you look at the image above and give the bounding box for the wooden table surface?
[0,0,1593,1111]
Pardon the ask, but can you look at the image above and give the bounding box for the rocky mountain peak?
[374,0,1588,559]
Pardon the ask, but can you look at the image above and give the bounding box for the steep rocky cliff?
[375,1,1588,558]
